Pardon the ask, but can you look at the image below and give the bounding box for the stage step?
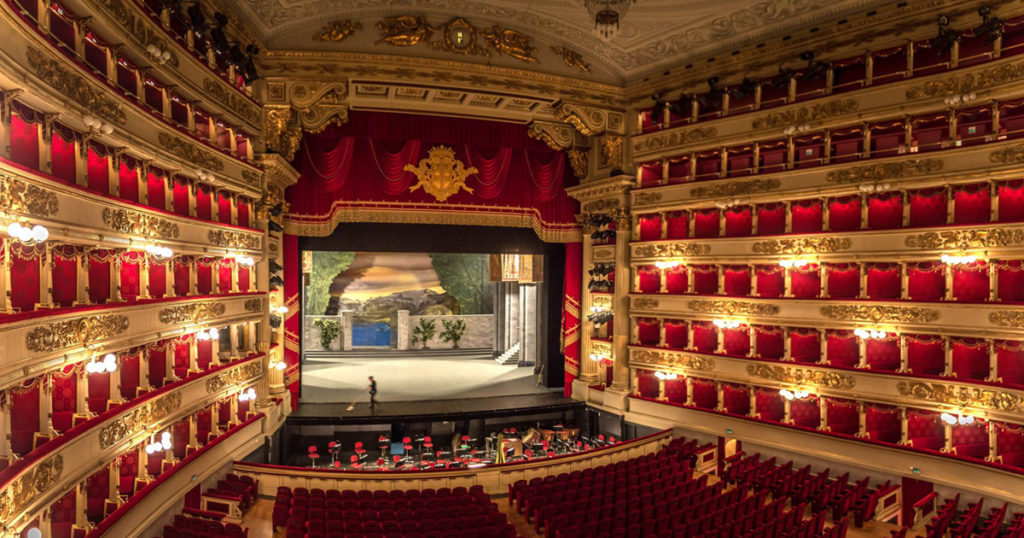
[494,342,520,365]
[304,348,492,360]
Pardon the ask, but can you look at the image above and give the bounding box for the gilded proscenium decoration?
[826,159,944,184]
[906,61,1024,100]
[0,454,62,522]
[634,242,711,258]
[582,198,619,213]
[157,133,224,172]
[632,298,660,310]
[208,229,260,250]
[205,360,262,394]
[819,305,940,323]
[746,364,856,389]
[554,102,623,137]
[25,47,126,125]
[634,192,663,205]
[376,15,435,46]
[0,173,58,217]
[264,107,303,162]
[989,311,1024,327]
[592,294,612,310]
[897,381,1023,413]
[314,20,362,42]
[633,127,717,156]
[631,348,715,372]
[98,392,182,449]
[600,136,623,169]
[159,302,226,324]
[689,178,780,199]
[751,99,859,130]
[687,300,779,317]
[102,208,179,239]
[527,121,578,151]
[906,229,1024,250]
[990,144,1024,165]
[752,237,852,255]
[405,146,478,202]
[480,26,537,62]
[202,79,260,124]
[552,46,590,72]
[25,315,129,353]
[567,149,589,180]
[244,298,264,312]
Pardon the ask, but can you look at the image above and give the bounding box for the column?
[944,263,954,301]
[109,358,121,403]
[684,377,694,406]
[211,189,220,222]
[783,398,793,424]
[819,264,828,298]
[107,460,119,502]
[899,334,909,373]
[398,310,411,352]
[988,341,999,382]
[987,421,997,462]
[230,324,241,360]
[139,254,151,300]
[660,213,668,240]
[943,336,954,377]
[188,182,198,218]
[659,268,667,294]
[858,262,868,299]
[36,242,53,309]
[714,382,725,412]
[818,397,828,431]
[75,483,88,527]
[748,325,757,358]
[165,258,175,298]
[164,175,174,212]
[859,194,869,229]
[189,258,198,295]
[188,337,198,372]
[818,329,828,365]
[231,260,240,293]
[942,423,953,453]
[686,322,695,351]
[139,349,151,391]
[989,262,998,302]
[899,407,909,445]
[783,328,792,361]
[857,402,867,438]
[610,212,631,392]
[111,253,122,302]
[857,335,867,368]
[0,396,12,460]
[658,319,667,348]
[748,387,757,418]
[657,377,666,401]
[900,262,909,299]
[783,267,792,297]
[39,374,52,435]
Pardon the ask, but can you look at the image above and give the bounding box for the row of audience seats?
[161,512,247,538]
[921,494,1024,538]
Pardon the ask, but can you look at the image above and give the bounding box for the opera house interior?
[1,0,1024,536]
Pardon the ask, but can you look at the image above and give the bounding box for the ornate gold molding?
[314,20,362,42]
[631,348,715,371]
[94,0,179,67]
[244,298,264,312]
[581,198,620,213]
[592,294,612,310]
[751,99,858,129]
[98,392,182,449]
[480,26,537,62]
[527,121,579,151]
[633,242,711,258]
[989,311,1024,328]
[208,229,260,250]
[600,135,623,169]
[746,364,856,389]
[567,149,589,180]
[633,127,717,156]
[826,159,943,183]
[206,360,263,393]
[689,178,780,199]
[202,79,261,124]
[554,102,624,136]
[905,229,1024,250]
[263,106,304,162]
[687,300,779,317]
[102,208,179,239]
[376,15,434,46]
[632,298,660,310]
[819,305,940,323]
[552,46,590,72]
[752,237,851,255]
[990,144,1024,165]
[906,61,1024,100]
[405,146,478,202]
[0,173,58,217]
[634,191,663,205]
[0,454,62,522]
[25,46,126,126]
[157,133,224,172]
[159,302,226,324]
[25,315,130,353]
[897,381,1024,413]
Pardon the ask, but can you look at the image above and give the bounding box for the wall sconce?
[145,244,174,259]
[854,328,888,340]
[714,198,741,210]
[940,411,975,426]
[273,305,288,315]
[83,114,114,135]
[779,389,810,400]
[196,327,220,341]
[238,387,257,402]
[783,124,811,136]
[858,183,891,194]
[712,318,741,329]
[270,361,286,371]
[233,255,255,266]
[145,432,172,454]
[197,170,215,182]
[655,261,682,270]
[6,221,49,245]
[145,44,172,64]
[778,259,809,269]
[654,371,678,380]
[941,254,980,265]
[86,353,118,374]
[944,92,976,107]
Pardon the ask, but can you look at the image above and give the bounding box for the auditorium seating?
[272,484,514,538]
[161,512,248,537]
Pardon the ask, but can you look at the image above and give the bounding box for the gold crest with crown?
[404,145,479,202]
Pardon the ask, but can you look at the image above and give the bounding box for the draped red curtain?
[119,352,141,400]
[561,242,581,396]
[51,366,77,433]
[147,172,166,210]
[86,145,109,194]
[10,381,40,456]
[237,198,250,228]
[118,160,139,203]
[120,251,142,300]
[9,111,39,171]
[174,337,191,379]
[196,186,212,220]
[52,245,79,307]
[88,249,115,304]
[87,371,110,414]
[174,258,190,296]
[217,192,232,224]
[50,126,76,184]
[149,261,166,298]
[149,343,167,388]
[9,242,41,312]
[197,258,214,295]
[173,179,190,216]
[197,339,213,370]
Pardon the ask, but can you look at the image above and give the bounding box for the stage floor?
[299,350,557,404]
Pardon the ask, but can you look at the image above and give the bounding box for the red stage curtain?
[9,110,39,171]
[218,192,232,224]
[197,258,214,294]
[997,340,1024,387]
[119,251,142,301]
[867,193,903,229]
[693,209,719,237]
[724,206,752,236]
[755,326,784,359]
[237,198,250,228]
[998,180,1024,222]
[828,196,861,231]
[51,366,77,433]
[791,200,822,233]
[692,265,717,294]
[826,330,858,368]
[790,329,820,363]
[723,327,749,356]
[790,264,820,298]
[118,159,139,203]
[174,258,190,296]
[952,261,989,301]
[87,371,110,414]
[51,245,80,307]
[951,338,989,380]
[665,212,688,239]
[954,184,990,224]
[149,261,166,298]
[826,263,860,298]
[997,260,1024,301]
[755,265,783,297]
[88,249,116,304]
[50,125,77,184]
[866,263,901,299]
[147,172,166,210]
[86,145,109,194]
[197,339,214,370]
[665,266,687,293]
[10,242,42,312]
[119,352,140,400]
[561,242,581,395]
[906,335,944,375]
[908,188,947,227]
[636,318,659,346]
[173,179,189,216]
[10,381,40,456]
[908,262,944,301]
[196,186,212,220]
[865,337,900,371]
[638,215,661,241]
[692,322,717,353]
[755,389,784,421]
[218,260,233,293]
[664,321,687,349]
[723,266,750,296]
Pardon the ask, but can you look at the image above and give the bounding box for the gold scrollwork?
[314,20,362,42]
[159,302,226,324]
[404,145,478,202]
[202,79,261,125]
[552,46,590,72]
[98,392,182,449]
[102,208,179,239]
[825,159,944,183]
[527,121,578,151]
[567,148,589,180]
[991,144,1024,165]
[633,127,718,156]
[819,305,940,323]
[376,15,435,46]
[263,106,304,162]
[752,99,859,130]
[631,348,715,371]
[989,311,1024,327]
[689,178,780,199]
[25,47,126,125]
[752,237,851,255]
[687,300,779,317]
[897,381,1023,413]
[634,192,663,205]
[746,364,856,389]
[25,315,129,353]
[208,229,260,250]
[600,135,623,169]
[206,360,263,394]
[906,62,1024,100]
[633,242,711,258]
[481,26,537,62]
[0,173,58,217]
[157,133,224,172]
[0,454,63,522]
[582,198,619,213]
[905,229,1024,250]
[592,294,612,310]
[632,298,660,310]
[244,298,264,312]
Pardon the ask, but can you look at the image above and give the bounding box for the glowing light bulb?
[209,328,219,340]
[779,389,794,401]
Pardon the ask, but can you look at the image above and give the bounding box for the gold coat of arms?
[405,145,478,202]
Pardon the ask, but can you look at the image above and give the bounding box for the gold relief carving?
[633,242,711,258]
[632,298,660,310]
[826,159,944,183]
[634,191,663,205]
[689,178,780,199]
[0,173,58,217]
[631,348,715,371]
[264,107,303,162]
[819,305,940,323]
[552,46,590,72]
[404,146,478,202]
[633,127,717,156]
[746,364,856,389]
[751,99,858,129]
[201,79,261,124]
[98,392,182,449]
[527,121,578,151]
[159,302,226,324]
[376,15,435,46]
[94,0,178,67]
[240,170,262,187]
[751,237,851,255]
[244,298,264,312]
[906,62,1024,100]
[206,360,263,394]
[592,246,614,259]
[592,294,612,310]
[990,144,1024,165]
[567,148,589,180]
[897,381,1023,413]
[25,47,126,126]
[435,17,488,57]
[600,136,623,169]
[906,229,1024,250]
[554,103,618,137]
[481,26,537,62]
[157,133,224,172]
[101,208,179,239]
[591,340,612,355]
[0,454,63,522]
[208,229,260,250]
[314,20,362,42]
[582,198,619,213]
[25,315,129,353]
[988,311,1024,327]
[687,300,779,317]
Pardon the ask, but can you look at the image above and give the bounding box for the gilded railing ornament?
[906,229,1024,250]
[0,454,62,522]
[244,298,264,312]
[206,360,263,394]
[157,133,224,172]
[552,46,590,72]
[376,15,435,46]
[634,191,663,205]
[582,198,619,213]
[897,381,1023,413]
[201,79,261,124]
[989,311,1024,327]
[404,145,478,202]
[632,298,660,310]
[208,229,260,250]
[481,26,537,62]
[102,208,179,239]
[687,300,779,317]
[25,46,126,125]
[98,392,182,449]
[631,348,715,371]
[746,364,856,389]
[752,237,851,255]
[906,62,1024,100]
[990,144,1024,165]
[825,159,943,183]
[633,242,711,258]
[314,20,362,42]
[25,314,129,353]
[0,173,58,217]
[633,127,717,156]
[689,178,780,199]
[592,294,612,310]
[752,99,858,129]
[159,302,226,324]
[567,148,589,180]
[94,0,178,67]
[819,305,940,323]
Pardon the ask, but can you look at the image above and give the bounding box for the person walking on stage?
[367,376,377,409]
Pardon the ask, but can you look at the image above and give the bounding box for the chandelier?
[583,0,636,40]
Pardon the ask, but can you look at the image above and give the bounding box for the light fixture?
[86,353,118,374]
[196,327,220,341]
[145,432,172,454]
[26,528,41,538]
[779,389,810,401]
[712,319,741,329]
[582,0,637,40]
[233,254,255,266]
[654,371,678,380]
[944,92,976,107]
[941,411,975,426]
[196,170,215,182]
[941,254,979,265]
[145,244,174,259]
[238,387,257,402]
[930,14,959,57]
[145,44,172,64]
[858,183,891,193]
[654,261,682,270]
[854,328,888,340]
[974,6,1003,45]
[274,305,288,315]
[271,361,286,371]
[779,259,810,269]
[82,114,114,135]
[6,221,49,245]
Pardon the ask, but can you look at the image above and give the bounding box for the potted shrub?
[411,318,436,349]
[440,318,467,349]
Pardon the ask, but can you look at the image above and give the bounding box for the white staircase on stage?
[494,342,520,365]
